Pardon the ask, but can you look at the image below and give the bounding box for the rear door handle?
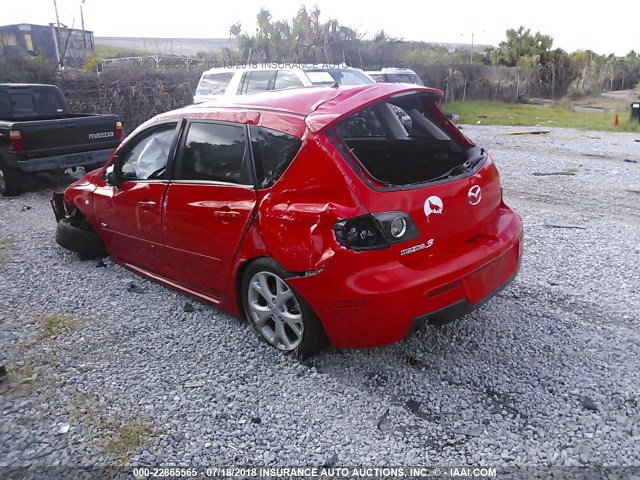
[138,200,157,211]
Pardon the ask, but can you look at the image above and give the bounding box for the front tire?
[241,258,328,359]
[55,217,107,258]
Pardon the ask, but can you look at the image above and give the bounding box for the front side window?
[177,122,250,184]
[120,124,176,180]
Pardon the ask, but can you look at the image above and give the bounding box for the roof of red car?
[153,83,443,136]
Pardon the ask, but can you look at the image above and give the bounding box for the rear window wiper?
[463,149,486,171]
[429,149,486,182]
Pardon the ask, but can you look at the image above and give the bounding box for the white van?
[193,65,373,103]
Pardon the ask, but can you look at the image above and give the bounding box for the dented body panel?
[57,84,523,349]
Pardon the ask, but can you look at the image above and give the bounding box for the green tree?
[497,26,553,67]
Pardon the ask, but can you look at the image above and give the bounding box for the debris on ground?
[127,283,145,294]
[500,130,551,136]
[533,172,576,176]
[184,380,205,389]
[545,222,587,230]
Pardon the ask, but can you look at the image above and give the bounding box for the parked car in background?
[365,70,462,125]
[52,83,523,358]
[193,65,373,103]
[365,68,424,86]
[0,83,122,196]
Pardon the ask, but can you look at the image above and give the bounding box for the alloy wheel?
[246,271,304,351]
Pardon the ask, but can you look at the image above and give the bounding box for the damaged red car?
[52,83,523,358]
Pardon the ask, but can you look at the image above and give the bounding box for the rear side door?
[162,121,257,298]
[93,121,179,272]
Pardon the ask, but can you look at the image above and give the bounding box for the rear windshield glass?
[335,93,468,186]
[0,87,67,119]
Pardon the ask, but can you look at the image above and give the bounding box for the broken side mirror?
[106,164,122,187]
[106,156,123,187]
[106,171,122,187]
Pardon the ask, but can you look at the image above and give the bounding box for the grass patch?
[94,44,155,59]
[37,313,84,339]
[446,100,640,132]
[0,236,16,269]
[103,420,153,463]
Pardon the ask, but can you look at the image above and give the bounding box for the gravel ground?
[1,126,639,470]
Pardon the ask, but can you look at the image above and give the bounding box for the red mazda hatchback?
[52,83,523,358]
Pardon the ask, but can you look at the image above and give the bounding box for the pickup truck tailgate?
[13,114,121,157]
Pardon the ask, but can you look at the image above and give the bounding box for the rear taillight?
[9,130,24,152]
[115,121,123,140]
[334,212,419,251]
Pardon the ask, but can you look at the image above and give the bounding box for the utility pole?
[471,32,474,64]
[52,0,64,68]
[80,0,87,64]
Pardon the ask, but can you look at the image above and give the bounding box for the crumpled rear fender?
[255,134,367,273]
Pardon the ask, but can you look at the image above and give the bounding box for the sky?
[3,0,639,56]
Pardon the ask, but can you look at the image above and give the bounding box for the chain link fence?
[2,53,638,132]
[56,65,203,133]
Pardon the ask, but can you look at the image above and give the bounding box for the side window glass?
[274,70,304,90]
[120,124,176,180]
[250,125,302,188]
[336,107,386,138]
[196,72,234,96]
[177,122,250,184]
[245,71,275,94]
[390,105,413,134]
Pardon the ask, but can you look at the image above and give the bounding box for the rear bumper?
[287,205,523,349]
[11,148,114,173]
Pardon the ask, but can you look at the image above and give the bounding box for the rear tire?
[0,159,25,197]
[55,217,107,258]
[241,258,329,359]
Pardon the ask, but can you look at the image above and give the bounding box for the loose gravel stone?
[1,127,639,467]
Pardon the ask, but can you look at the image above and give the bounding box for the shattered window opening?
[335,93,471,186]
[121,124,176,180]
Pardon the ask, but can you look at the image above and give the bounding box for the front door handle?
[213,210,241,220]
[138,200,157,211]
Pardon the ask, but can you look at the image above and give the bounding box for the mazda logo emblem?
[468,185,482,205]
